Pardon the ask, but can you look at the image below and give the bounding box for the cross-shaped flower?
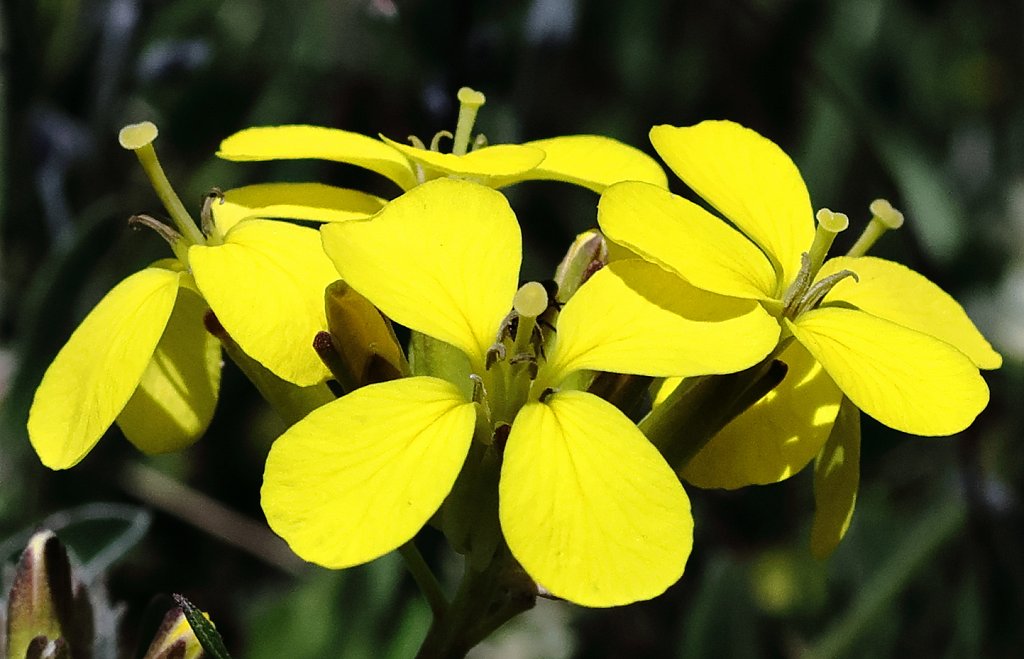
[260,177,779,606]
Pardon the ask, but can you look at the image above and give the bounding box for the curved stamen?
[792,269,860,317]
[129,214,189,263]
[430,130,453,152]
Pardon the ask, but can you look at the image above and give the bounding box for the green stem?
[415,545,535,659]
[399,541,449,619]
[205,313,333,424]
[641,358,788,470]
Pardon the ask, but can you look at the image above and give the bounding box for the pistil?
[118,122,205,246]
[808,208,849,277]
[452,87,486,156]
[847,199,904,257]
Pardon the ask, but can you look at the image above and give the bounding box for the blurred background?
[1,0,1022,656]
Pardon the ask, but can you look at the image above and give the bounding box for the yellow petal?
[28,267,181,469]
[117,285,221,454]
[217,125,418,191]
[650,121,814,287]
[322,178,520,367]
[189,219,338,386]
[545,259,779,384]
[681,343,842,489]
[810,397,861,559]
[787,307,989,435]
[380,135,545,180]
[820,256,1001,369]
[213,183,386,233]
[261,377,476,568]
[491,135,669,192]
[598,181,778,300]
[500,391,692,607]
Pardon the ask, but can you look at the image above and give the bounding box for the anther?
[201,187,224,237]
[471,134,488,151]
[539,387,557,403]
[792,269,860,317]
[129,214,189,263]
[781,253,813,312]
[470,374,487,404]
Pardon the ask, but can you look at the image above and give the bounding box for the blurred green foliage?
[1,0,1021,656]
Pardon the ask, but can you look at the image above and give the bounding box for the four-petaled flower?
[260,177,779,606]
[598,120,1001,553]
[28,123,341,469]
[212,88,668,225]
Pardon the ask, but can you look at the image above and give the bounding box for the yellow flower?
[261,178,778,607]
[598,121,1000,551]
[213,88,668,225]
[28,123,339,469]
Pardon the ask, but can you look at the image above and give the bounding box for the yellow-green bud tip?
[457,87,486,108]
[513,281,549,318]
[869,199,905,229]
[815,208,849,233]
[118,121,159,150]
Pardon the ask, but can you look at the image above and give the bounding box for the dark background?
[1,0,1022,656]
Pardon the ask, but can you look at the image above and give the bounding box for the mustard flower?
[213,88,668,223]
[28,122,342,469]
[261,177,779,607]
[599,121,1000,550]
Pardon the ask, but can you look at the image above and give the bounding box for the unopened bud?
[321,281,409,393]
[553,230,608,303]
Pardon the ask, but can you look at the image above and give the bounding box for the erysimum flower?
[214,88,668,224]
[261,177,779,607]
[599,120,1001,552]
[28,122,343,469]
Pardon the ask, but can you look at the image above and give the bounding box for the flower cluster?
[26,88,999,634]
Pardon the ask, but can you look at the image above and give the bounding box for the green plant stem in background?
[121,462,305,575]
[805,494,967,659]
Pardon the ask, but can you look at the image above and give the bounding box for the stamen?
[407,134,427,150]
[452,87,486,156]
[118,122,205,246]
[128,214,189,263]
[470,374,487,404]
[792,269,860,317]
[200,188,225,240]
[471,134,488,152]
[808,208,849,276]
[780,253,813,312]
[429,130,453,152]
[846,199,905,258]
